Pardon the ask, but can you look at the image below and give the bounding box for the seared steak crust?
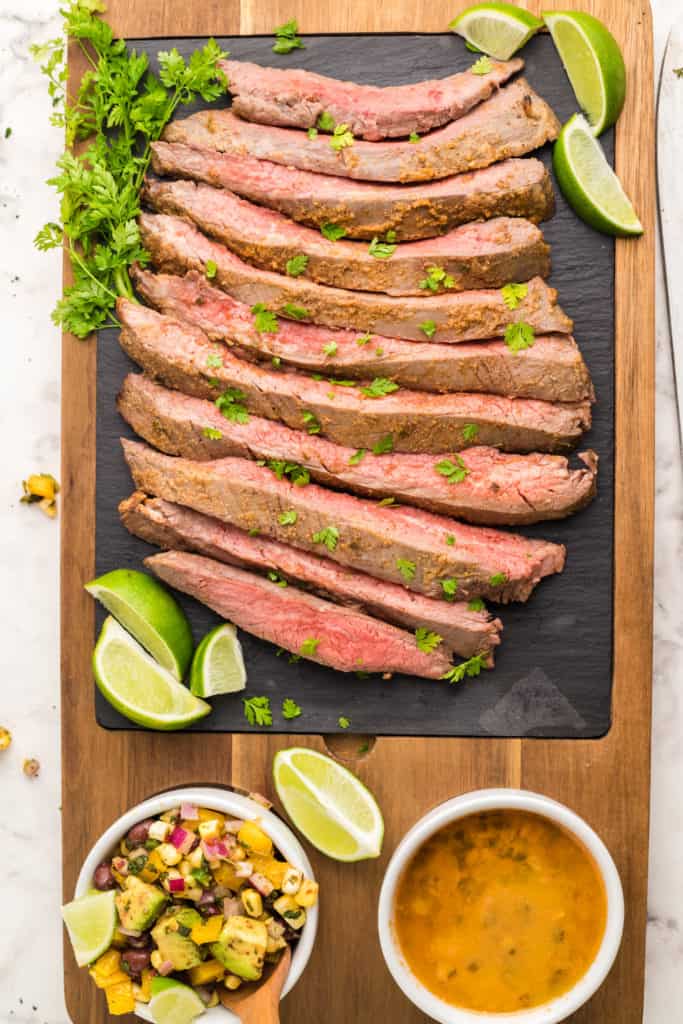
[163,80,561,183]
[133,268,593,402]
[121,492,502,659]
[144,178,551,296]
[138,213,573,343]
[118,374,598,526]
[118,301,591,454]
[145,550,452,678]
[151,143,555,240]
[122,439,566,604]
[221,57,523,140]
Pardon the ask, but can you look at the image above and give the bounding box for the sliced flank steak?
[138,213,572,343]
[122,439,566,603]
[144,178,551,296]
[221,57,523,140]
[163,79,560,183]
[133,268,593,402]
[145,550,452,679]
[118,374,599,526]
[118,301,590,454]
[121,492,502,660]
[150,143,555,240]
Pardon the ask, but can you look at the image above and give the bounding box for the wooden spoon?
[219,946,292,1024]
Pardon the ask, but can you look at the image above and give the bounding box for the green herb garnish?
[243,696,272,727]
[397,558,416,583]
[420,265,455,292]
[442,653,488,683]
[356,333,372,346]
[349,448,366,465]
[415,628,443,653]
[338,716,350,729]
[312,525,340,551]
[419,320,437,339]
[252,303,279,333]
[282,698,302,720]
[471,56,493,75]
[282,302,308,320]
[285,253,309,277]
[360,377,399,398]
[501,282,528,311]
[372,434,393,455]
[267,570,288,587]
[504,321,535,352]
[462,423,479,443]
[440,578,459,601]
[323,340,338,357]
[321,222,347,241]
[205,259,217,280]
[368,235,397,260]
[330,123,354,151]
[300,637,321,657]
[489,572,508,587]
[302,409,321,434]
[409,132,420,143]
[202,426,222,440]
[278,509,298,526]
[317,110,336,132]
[215,387,249,423]
[266,459,310,486]
[435,456,469,484]
[272,18,304,54]
[468,598,486,612]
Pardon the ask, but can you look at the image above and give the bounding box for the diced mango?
[212,862,242,890]
[133,968,155,1003]
[89,950,129,988]
[182,808,225,831]
[190,915,224,945]
[146,848,167,877]
[238,820,273,856]
[250,855,289,889]
[139,858,161,884]
[105,979,136,1015]
[188,959,226,986]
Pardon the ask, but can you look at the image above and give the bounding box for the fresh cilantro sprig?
[360,377,399,398]
[273,19,304,55]
[504,321,535,352]
[415,628,443,653]
[442,653,488,684]
[243,695,272,727]
[282,698,302,720]
[32,1,228,337]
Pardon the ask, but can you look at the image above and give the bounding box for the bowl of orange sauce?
[378,789,623,1023]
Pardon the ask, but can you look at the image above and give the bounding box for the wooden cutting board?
[61,1,654,1021]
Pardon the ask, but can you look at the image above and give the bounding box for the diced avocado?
[151,908,202,972]
[210,915,268,982]
[115,875,166,932]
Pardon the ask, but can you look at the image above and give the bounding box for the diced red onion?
[157,959,174,977]
[249,872,274,897]
[168,877,185,893]
[223,897,242,918]
[169,826,197,855]
[201,839,230,861]
[198,888,216,906]
[181,802,199,820]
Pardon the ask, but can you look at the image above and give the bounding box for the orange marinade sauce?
[394,810,607,1013]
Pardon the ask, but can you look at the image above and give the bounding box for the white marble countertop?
[0,3,680,1021]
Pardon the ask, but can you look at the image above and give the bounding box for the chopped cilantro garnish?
[205,259,217,280]
[368,235,397,260]
[302,409,321,434]
[243,696,272,727]
[372,434,393,455]
[338,716,351,729]
[415,627,443,653]
[445,534,456,546]
[504,321,535,352]
[307,126,318,139]
[282,302,308,320]
[215,388,249,423]
[317,111,336,132]
[330,123,354,151]
[419,320,437,339]
[468,598,486,612]
[435,456,469,484]
[300,637,321,657]
[420,265,455,292]
[273,18,304,54]
[356,333,372,346]
[278,509,298,526]
[462,423,479,443]
[267,570,288,587]
[440,578,459,602]
[489,572,509,587]
[251,303,278,333]
[323,340,338,357]
[282,698,302,720]
[471,56,493,75]
[409,132,420,143]
[442,653,487,683]
[349,448,366,465]
[501,282,529,311]
[360,377,399,398]
[397,558,416,583]
[285,253,309,277]
[202,426,222,440]
[266,459,310,486]
[312,525,339,551]
[321,222,347,241]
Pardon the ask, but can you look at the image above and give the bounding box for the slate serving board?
[95,32,614,738]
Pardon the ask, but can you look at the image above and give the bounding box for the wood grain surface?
[61,2,655,1021]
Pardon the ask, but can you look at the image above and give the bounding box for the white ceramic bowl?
[75,787,318,1022]
[378,788,624,1024]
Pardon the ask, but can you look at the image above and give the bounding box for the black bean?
[121,949,151,977]
[127,819,155,844]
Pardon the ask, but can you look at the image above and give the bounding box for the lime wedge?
[61,890,117,967]
[450,3,543,60]
[190,623,247,697]
[553,114,642,237]
[543,10,626,135]
[94,616,211,730]
[150,977,206,1024]
[273,747,384,862]
[85,568,193,680]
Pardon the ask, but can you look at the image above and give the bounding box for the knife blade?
[657,19,683,448]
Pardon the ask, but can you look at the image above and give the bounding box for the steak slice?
[163,79,560,183]
[121,492,502,659]
[151,143,555,240]
[122,439,566,603]
[144,178,551,296]
[221,57,523,140]
[145,550,452,679]
[138,213,573,343]
[133,268,593,402]
[118,301,591,454]
[119,374,598,525]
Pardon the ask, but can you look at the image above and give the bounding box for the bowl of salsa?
[378,789,623,1023]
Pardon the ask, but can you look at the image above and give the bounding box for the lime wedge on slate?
[61,890,117,967]
[85,568,193,680]
[554,114,642,237]
[450,3,543,60]
[273,747,384,862]
[150,977,206,1024]
[94,616,211,730]
[190,623,247,697]
[543,10,626,135]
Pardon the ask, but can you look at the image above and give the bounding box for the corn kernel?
[179,860,192,876]
[148,820,172,843]
[241,888,263,918]
[158,842,182,866]
[273,894,307,930]
[198,818,222,841]
[295,879,319,908]
[188,846,204,870]
[281,867,303,896]
[225,974,242,990]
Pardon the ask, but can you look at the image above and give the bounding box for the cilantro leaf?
[267,570,288,587]
[273,19,304,54]
[215,388,249,423]
[360,377,399,398]
[202,426,222,440]
[278,509,298,525]
[312,525,339,551]
[285,253,309,277]
[307,127,318,139]
[204,259,217,279]
[397,558,416,583]
[415,627,443,653]
[206,352,222,369]
[317,110,336,132]
[251,303,279,333]
[301,409,321,434]
[349,448,366,465]
[441,653,488,684]
[462,423,479,443]
[440,578,459,601]
[368,235,397,260]
[265,459,310,486]
[435,456,469,485]
[282,698,302,720]
[419,265,455,292]
[372,434,394,455]
[471,56,493,75]
[445,534,455,546]
[356,333,372,346]
[489,572,509,587]
[322,340,338,357]
[321,222,347,241]
[501,282,528,311]
[409,132,420,143]
[468,598,486,612]
[243,695,272,727]
[281,302,309,320]
[419,320,437,339]
[299,636,321,657]
[330,123,354,151]
[504,321,535,352]
[338,716,351,729]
